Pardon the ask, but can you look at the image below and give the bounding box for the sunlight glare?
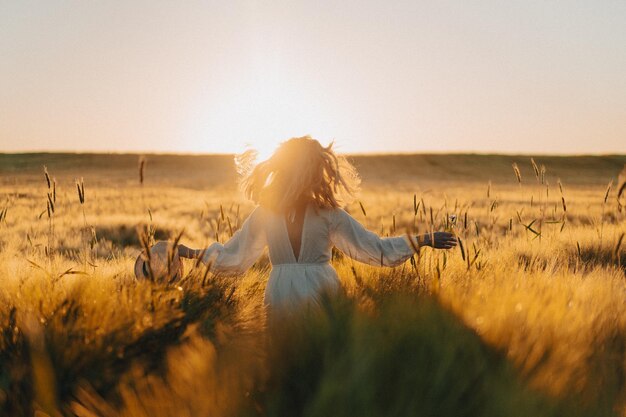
[187,61,337,158]
[243,137,280,163]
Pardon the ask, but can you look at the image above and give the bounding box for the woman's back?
[265,204,332,266]
[202,202,416,313]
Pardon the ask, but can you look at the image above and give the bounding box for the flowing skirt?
[264,263,341,316]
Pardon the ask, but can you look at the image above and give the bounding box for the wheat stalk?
[139,156,146,185]
[43,166,55,259]
[512,163,522,184]
[43,165,51,189]
[600,180,612,245]
[530,158,539,180]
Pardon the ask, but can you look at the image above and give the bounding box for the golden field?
[0,153,625,417]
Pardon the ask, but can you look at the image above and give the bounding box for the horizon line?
[1,150,625,158]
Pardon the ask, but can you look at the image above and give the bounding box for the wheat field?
[0,153,625,417]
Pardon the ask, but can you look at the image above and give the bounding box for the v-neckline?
[283,204,308,263]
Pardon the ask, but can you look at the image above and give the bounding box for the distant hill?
[1,152,624,188]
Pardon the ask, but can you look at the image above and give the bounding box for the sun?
[241,136,282,162]
[186,60,337,158]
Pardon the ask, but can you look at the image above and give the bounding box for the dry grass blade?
[56,268,72,279]
[618,165,626,200]
[43,165,51,189]
[26,258,46,270]
[139,155,146,185]
[76,178,85,204]
[194,248,208,269]
[56,267,89,279]
[25,258,53,278]
[619,182,626,201]
[531,158,539,180]
[76,181,82,203]
[47,193,55,214]
[167,230,185,283]
[359,201,367,217]
[137,225,155,282]
[522,219,541,237]
[470,244,481,268]
[512,163,522,184]
[405,231,420,254]
[225,285,237,304]
[603,180,612,204]
[227,216,234,237]
[201,260,213,286]
[457,236,466,261]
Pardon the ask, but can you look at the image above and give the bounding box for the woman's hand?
[419,232,457,249]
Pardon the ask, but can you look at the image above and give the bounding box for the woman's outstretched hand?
[419,232,457,249]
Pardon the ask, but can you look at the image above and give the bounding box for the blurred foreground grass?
[0,153,625,416]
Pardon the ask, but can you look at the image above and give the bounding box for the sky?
[1,1,625,156]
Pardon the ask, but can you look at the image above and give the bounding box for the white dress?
[202,204,415,313]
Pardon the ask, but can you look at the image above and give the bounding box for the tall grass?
[0,153,624,416]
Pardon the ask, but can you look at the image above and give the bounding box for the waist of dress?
[272,261,330,267]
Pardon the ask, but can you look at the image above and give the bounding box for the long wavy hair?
[236,136,360,213]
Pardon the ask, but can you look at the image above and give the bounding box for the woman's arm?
[177,206,267,275]
[329,209,409,267]
[330,208,457,267]
[177,245,203,259]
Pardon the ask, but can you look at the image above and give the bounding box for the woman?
[179,136,456,315]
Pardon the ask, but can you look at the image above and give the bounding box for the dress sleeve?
[330,208,415,267]
[201,206,267,275]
